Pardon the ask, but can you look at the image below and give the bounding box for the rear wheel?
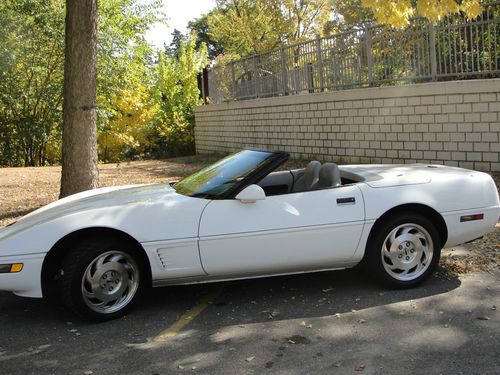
[58,237,145,321]
[365,213,441,288]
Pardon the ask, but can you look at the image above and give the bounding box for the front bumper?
[0,253,45,298]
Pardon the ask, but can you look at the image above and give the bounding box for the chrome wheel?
[81,250,139,314]
[381,223,433,282]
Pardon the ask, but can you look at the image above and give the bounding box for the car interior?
[257,161,363,196]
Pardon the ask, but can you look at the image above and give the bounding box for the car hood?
[0,183,178,241]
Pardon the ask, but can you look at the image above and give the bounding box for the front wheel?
[365,213,442,288]
[58,237,145,321]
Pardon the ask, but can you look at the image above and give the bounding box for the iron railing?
[206,2,500,104]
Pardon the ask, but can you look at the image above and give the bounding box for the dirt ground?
[0,156,499,276]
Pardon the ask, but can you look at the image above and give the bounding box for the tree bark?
[60,0,99,198]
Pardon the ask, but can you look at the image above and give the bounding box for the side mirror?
[235,184,266,203]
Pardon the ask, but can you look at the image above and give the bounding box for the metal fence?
[206,2,500,104]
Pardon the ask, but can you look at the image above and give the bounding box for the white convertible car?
[0,149,499,320]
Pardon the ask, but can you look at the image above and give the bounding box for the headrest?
[304,160,321,187]
[317,163,341,188]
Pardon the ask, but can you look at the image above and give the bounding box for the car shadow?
[0,267,460,327]
[137,267,461,326]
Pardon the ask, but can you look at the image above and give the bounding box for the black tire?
[363,213,442,288]
[58,236,146,321]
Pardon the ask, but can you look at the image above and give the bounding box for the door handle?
[337,197,356,205]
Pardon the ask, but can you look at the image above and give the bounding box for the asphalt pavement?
[0,267,498,375]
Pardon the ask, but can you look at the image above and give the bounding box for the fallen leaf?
[334,313,341,319]
[477,316,490,320]
[322,288,333,293]
[286,335,311,344]
[268,310,280,319]
[300,321,306,326]
[191,366,197,370]
[178,364,184,369]
[83,371,93,375]
[354,364,365,371]
[306,324,312,328]
[246,356,255,362]
[358,319,366,324]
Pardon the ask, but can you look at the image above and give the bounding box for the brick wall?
[195,78,500,171]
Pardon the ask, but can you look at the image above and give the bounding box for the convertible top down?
[0,149,499,320]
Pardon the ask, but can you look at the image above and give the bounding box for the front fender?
[0,193,210,257]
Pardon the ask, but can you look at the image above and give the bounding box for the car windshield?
[173,150,282,199]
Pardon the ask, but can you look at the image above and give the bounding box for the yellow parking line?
[153,287,224,342]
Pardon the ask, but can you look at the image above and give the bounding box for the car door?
[198,185,365,276]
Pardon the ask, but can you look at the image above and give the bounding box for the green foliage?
[326,0,374,32]
[166,29,188,57]
[280,0,335,42]
[96,0,162,162]
[207,0,288,57]
[207,0,334,59]
[153,36,208,157]
[0,0,168,166]
[188,14,224,60]
[0,0,65,166]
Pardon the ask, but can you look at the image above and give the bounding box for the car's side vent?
[157,249,169,269]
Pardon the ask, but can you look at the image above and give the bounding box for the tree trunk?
[60,0,99,198]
